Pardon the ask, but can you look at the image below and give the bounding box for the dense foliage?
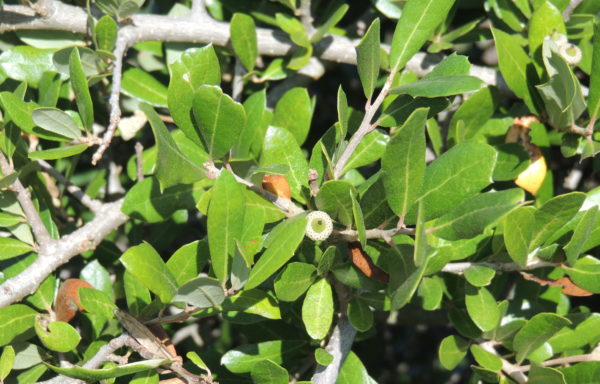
[1,0,600,383]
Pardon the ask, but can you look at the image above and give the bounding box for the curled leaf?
[347,242,389,283]
[54,279,93,322]
[262,174,291,200]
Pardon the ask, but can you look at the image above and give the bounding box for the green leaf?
[32,107,82,140]
[223,289,281,320]
[28,144,88,160]
[562,256,600,293]
[45,359,170,381]
[417,276,443,311]
[564,206,598,265]
[314,348,333,366]
[186,351,210,374]
[0,345,15,380]
[120,242,178,303]
[141,104,204,190]
[260,126,308,202]
[414,201,429,266]
[425,54,471,77]
[95,15,118,52]
[0,46,55,87]
[37,71,61,107]
[529,364,565,384]
[275,13,310,48]
[173,277,225,308]
[438,335,469,370]
[311,3,349,43]
[503,206,535,266]
[347,298,373,332]
[382,108,428,218]
[589,23,600,120]
[302,278,334,340]
[379,95,448,128]
[193,85,246,159]
[274,262,317,302]
[0,238,33,260]
[562,362,600,383]
[448,86,499,145]
[337,351,372,384]
[221,340,306,373]
[0,92,60,141]
[464,265,496,287]
[465,285,500,332]
[246,214,307,289]
[415,141,497,222]
[537,40,586,130]
[388,249,428,310]
[238,88,269,157]
[530,192,585,250]
[351,192,367,247]
[513,313,571,364]
[123,271,151,316]
[167,240,209,286]
[0,212,22,227]
[433,189,524,240]
[251,360,288,384]
[121,68,168,107]
[491,27,540,113]
[389,0,456,71]
[390,75,484,98]
[493,143,531,181]
[470,345,502,372]
[342,130,388,176]
[168,45,221,147]
[356,18,381,99]
[208,170,246,283]
[130,370,159,384]
[230,13,258,71]
[69,48,93,132]
[122,177,204,223]
[315,180,356,226]
[528,1,566,68]
[271,87,312,146]
[78,288,116,319]
[34,320,80,353]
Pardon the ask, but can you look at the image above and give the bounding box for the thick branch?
[0,152,52,246]
[0,3,509,92]
[310,316,356,384]
[0,199,128,307]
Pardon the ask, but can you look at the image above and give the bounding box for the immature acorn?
[305,211,334,241]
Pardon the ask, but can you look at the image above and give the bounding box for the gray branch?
[0,2,508,92]
[0,199,128,307]
[310,317,357,384]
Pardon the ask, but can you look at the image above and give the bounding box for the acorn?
[305,211,334,241]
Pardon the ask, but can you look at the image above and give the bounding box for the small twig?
[308,169,319,196]
[37,160,103,213]
[517,351,600,372]
[562,0,584,22]
[203,162,305,216]
[296,0,316,38]
[92,35,129,165]
[479,342,528,383]
[0,152,52,247]
[441,260,556,274]
[232,59,245,102]
[190,0,208,18]
[135,142,145,182]
[333,226,415,241]
[333,71,396,179]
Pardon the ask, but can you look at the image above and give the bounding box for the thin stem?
[297,0,315,38]
[37,160,103,213]
[135,142,144,182]
[232,59,245,102]
[203,162,305,216]
[333,226,415,241]
[92,34,129,165]
[0,152,52,246]
[562,0,583,22]
[518,352,600,372]
[333,71,396,179]
[190,0,208,18]
[441,260,556,274]
[479,342,528,383]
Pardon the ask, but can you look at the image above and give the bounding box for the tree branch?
[91,32,129,165]
[0,152,52,246]
[0,199,128,307]
[310,316,356,384]
[479,342,528,383]
[0,2,511,92]
[37,160,103,213]
[562,0,583,22]
[441,260,556,274]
